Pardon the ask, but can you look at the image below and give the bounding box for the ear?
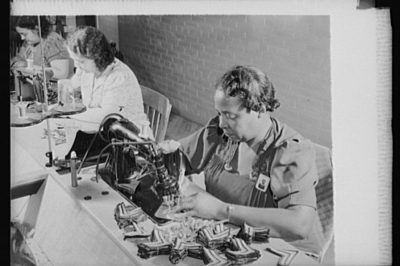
[257,106,268,118]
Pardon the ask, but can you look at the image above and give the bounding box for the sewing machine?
[92,113,182,224]
[10,68,86,128]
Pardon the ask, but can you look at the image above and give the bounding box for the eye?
[226,113,238,119]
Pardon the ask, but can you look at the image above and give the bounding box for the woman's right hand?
[174,191,225,220]
[24,45,33,59]
[10,57,27,69]
[158,139,181,154]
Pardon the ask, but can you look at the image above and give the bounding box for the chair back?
[313,143,334,262]
[140,85,172,143]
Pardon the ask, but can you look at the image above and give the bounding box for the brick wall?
[118,15,331,147]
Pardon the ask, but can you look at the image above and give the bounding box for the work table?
[11,119,323,266]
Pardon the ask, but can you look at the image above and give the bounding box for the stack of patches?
[265,247,300,266]
[115,208,265,265]
[137,228,172,259]
[185,241,204,260]
[114,202,147,229]
[169,237,205,264]
[197,221,231,250]
[224,237,261,265]
[169,238,204,264]
[169,237,188,264]
[114,202,149,239]
[237,222,270,244]
[202,247,231,266]
[121,220,151,240]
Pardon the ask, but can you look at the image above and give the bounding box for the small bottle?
[70,151,78,187]
[17,103,26,118]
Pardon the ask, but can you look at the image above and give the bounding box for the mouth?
[223,131,238,140]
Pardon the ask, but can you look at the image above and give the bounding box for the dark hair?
[15,16,51,39]
[66,26,114,71]
[216,65,280,112]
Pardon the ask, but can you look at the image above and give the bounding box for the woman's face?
[214,89,260,142]
[68,48,98,74]
[16,26,40,45]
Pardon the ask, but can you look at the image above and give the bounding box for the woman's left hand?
[175,191,224,220]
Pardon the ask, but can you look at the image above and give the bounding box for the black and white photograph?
[9,1,392,266]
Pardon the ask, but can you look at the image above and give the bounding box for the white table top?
[11,119,322,266]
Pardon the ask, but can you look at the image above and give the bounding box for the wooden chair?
[140,85,172,143]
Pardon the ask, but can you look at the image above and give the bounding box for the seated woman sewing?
[159,65,325,258]
[65,26,150,132]
[10,16,72,80]
[55,26,152,159]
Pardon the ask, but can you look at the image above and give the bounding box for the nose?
[219,114,228,129]
[20,35,25,40]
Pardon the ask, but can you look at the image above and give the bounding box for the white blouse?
[69,58,150,133]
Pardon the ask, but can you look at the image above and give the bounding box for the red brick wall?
[118,15,331,147]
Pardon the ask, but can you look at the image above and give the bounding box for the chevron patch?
[122,221,151,239]
[202,247,231,266]
[225,237,261,264]
[266,246,300,266]
[197,223,231,249]
[137,228,172,258]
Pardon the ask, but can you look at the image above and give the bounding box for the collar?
[98,58,119,78]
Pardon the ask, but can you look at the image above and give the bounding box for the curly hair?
[215,65,280,112]
[66,26,114,72]
[15,16,51,39]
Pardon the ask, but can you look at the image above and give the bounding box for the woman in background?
[53,25,152,160]
[65,26,150,132]
[10,16,72,80]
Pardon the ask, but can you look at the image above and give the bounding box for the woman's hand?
[24,45,33,59]
[10,57,27,69]
[175,191,225,220]
[158,139,181,154]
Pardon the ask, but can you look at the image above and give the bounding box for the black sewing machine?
[92,114,183,224]
[12,68,58,104]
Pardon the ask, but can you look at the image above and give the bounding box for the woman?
[65,26,150,133]
[51,26,152,159]
[53,26,152,161]
[10,16,72,80]
[160,65,325,258]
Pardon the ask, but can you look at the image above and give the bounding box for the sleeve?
[10,43,28,65]
[71,71,129,129]
[100,70,136,113]
[43,34,70,63]
[269,138,318,209]
[178,115,222,174]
